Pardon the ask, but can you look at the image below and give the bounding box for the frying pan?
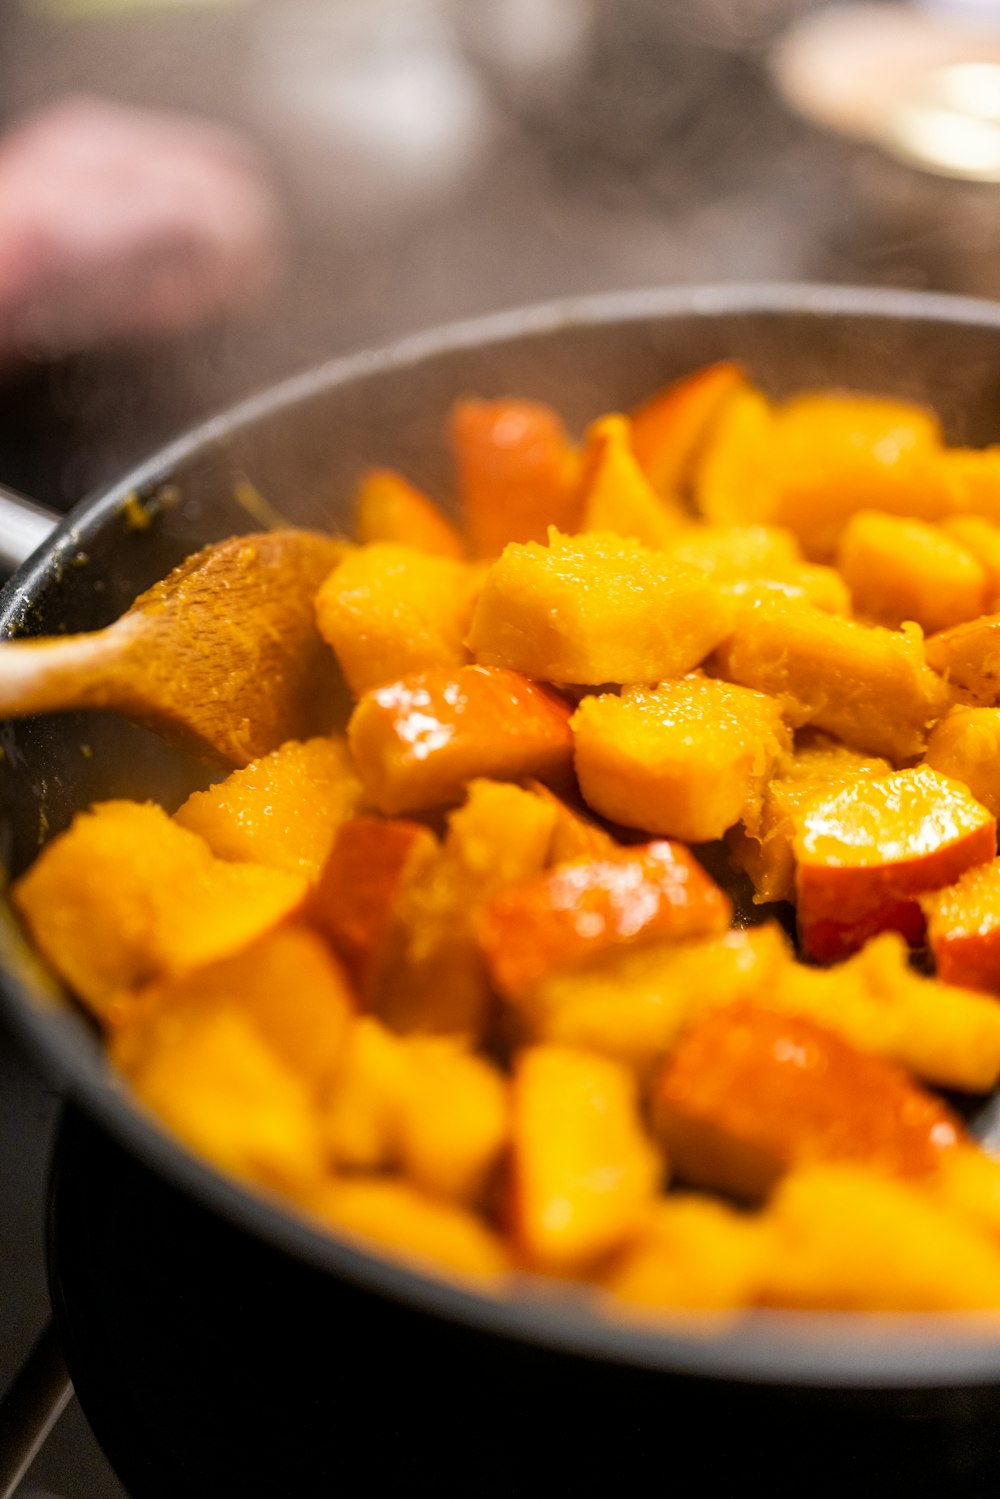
[5,284,1000,1497]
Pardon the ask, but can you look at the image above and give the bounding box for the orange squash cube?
[837,511,988,633]
[112,925,354,1096]
[309,1177,511,1281]
[922,859,1000,995]
[577,414,686,545]
[925,610,1000,704]
[525,779,619,861]
[450,397,581,557]
[509,1045,661,1273]
[572,675,790,843]
[794,765,996,961]
[924,706,1000,817]
[712,601,951,761]
[354,468,465,558]
[347,664,574,816]
[315,542,480,697]
[942,514,1000,606]
[174,736,363,881]
[603,1195,769,1312]
[941,445,1000,522]
[629,360,746,497]
[760,1164,1000,1311]
[12,801,308,1023]
[653,1002,962,1201]
[310,817,439,1002]
[478,840,732,1001]
[467,530,734,686]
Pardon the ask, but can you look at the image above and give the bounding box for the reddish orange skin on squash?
[629,361,745,496]
[450,398,581,557]
[310,817,437,1001]
[923,859,1000,995]
[478,840,732,999]
[347,664,575,815]
[654,1002,963,1201]
[794,766,996,961]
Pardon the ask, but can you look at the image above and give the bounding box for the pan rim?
[6,279,1000,1389]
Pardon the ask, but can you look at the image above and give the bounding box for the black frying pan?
[6,285,1000,1497]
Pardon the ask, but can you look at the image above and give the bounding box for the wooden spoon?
[0,529,350,765]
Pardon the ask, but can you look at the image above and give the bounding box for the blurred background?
[6,0,1000,1492]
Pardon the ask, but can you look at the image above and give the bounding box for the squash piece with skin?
[837,511,989,633]
[577,414,687,545]
[451,397,581,558]
[174,735,363,882]
[922,859,1000,995]
[354,468,465,558]
[478,840,732,1002]
[467,529,734,686]
[793,765,996,961]
[309,817,439,1004]
[510,1044,662,1274]
[12,800,308,1025]
[726,734,893,906]
[572,675,791,843]
[373,779,557,1038]
[629,359,747,498]
[347,664,574,817]
[315,542,481,697]
[652,1002,963,1202]
[711,599,952,762]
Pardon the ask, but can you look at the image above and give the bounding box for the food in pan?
[17,361,1000,1316]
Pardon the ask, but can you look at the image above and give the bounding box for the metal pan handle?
[0,486,61,578]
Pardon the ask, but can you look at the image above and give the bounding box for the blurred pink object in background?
[0,94,283,361]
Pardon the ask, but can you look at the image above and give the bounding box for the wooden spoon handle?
[0,619,137,718]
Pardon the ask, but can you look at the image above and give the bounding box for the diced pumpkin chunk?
[347,664,574,816]
[922,858,1000,995]
[479,841,732,1001]
[925,611,1000,704]
[111,925,353,1096]
[12,801,307,1023]
[323,1017,508,1204]
[451,397,580,558]
[759,1164,1000,1311]
[769,931,1000,1092]
[653,1002,962,1201]
[577,414,686,545]
[123,1004,327,1198]
[309,1177,511,1281]
[467,529,734,686]
[309,817,439,1003]
[174,736,362,881]
[521,926,789,1073]
[711,600,951,761]
[837,511,988,633]
[373,780,557,1037]
[603,1195,769,1312]
[699,391,954,560]
[662,523,848,612]
[924,706,1000,817]
[510,1045,661,1273]
[794,765,995,960]
[941,446,1000,522]
[942,514,1000,605]
[315,542,480,696]
[525,779,620,861]
[630,360,746,497]
[354,468,464,558]
[572,676,790,843]
[727,734,892,905]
